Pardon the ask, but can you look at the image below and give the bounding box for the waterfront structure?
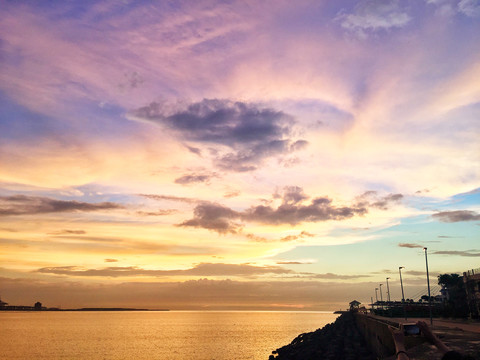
[349,300,361,312]
[0,297,8,309]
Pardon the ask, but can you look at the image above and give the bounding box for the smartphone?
[403,324,420,336]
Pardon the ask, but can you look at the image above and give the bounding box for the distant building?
[349,300,361,312]
[0,297,8,309]
[464,267,480,318]
[34,302,42,311]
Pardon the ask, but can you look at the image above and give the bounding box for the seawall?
[354,313,424,358]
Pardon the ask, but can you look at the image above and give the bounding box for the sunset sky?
[0,0,479,310]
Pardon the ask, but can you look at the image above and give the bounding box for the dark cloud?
[276,261,312,265]
[48,229,87,235]
[179,187,368,233]
[243,197,366,225]
[398,243,424,248]
[178,202,241,234]
[282,186,309,205]
[186,145,202,156]
[215,140,294,172]
[131,99,307,172]
[104,259,118,263]
[36,263,294,277]
[432,210,480,223]
[356,191,403,210]
[289,140,309,151]
[433,250,480,257]
[174,173,215,185]
[0,195,123,216]
[132,99,292,146]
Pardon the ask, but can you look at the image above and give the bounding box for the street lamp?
[399,266,405,302]
[379,283,384,311]
[399,266,407,320]
[386,277,391,302]
[424,247,433,326]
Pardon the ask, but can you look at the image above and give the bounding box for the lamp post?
[375,288,379,313]
[379,283,384,311]
[399,266,407,320]
[386,277,391,302]
[424,247,433,326]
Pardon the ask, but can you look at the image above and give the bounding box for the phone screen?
[403,324,420,335]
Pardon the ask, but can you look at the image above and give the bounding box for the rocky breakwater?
[269,312,375,360]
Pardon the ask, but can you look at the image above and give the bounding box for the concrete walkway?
[368,314,480,333]
[367,314,480,359]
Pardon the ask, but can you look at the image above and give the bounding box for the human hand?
[416,321,450,354]
[416,321,435,343]
[389,326,406,346]
[389,326,409,359]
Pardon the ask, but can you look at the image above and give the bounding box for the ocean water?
[0,311,338,360]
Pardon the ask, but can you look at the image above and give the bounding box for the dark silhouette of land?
[0,297,168,312]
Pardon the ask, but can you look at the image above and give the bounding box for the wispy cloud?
[306,273,372,280]
[458,0,480,17]
[139,194,198,204]
[355,191,404,210]
[337,0,411,37]
[398,243,424,248]
[433,250,480,257]
[174,172,217,185]
[36,263,294,277]
[279,231,315,242]
[48,229,87,235]
[136,209,177,216]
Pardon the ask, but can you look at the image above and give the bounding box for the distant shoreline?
[0,307,169,312]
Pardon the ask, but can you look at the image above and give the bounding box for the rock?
[269,312,376,360]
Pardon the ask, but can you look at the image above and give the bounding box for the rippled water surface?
[0,311,338,359]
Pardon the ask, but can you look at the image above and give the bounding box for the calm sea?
[0,311,338,359]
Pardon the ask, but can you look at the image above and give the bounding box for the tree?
[437,273,468,318]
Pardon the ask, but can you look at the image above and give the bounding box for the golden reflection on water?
[0,311,339,359]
